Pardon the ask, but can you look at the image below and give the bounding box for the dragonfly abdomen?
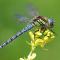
[0,23,34,48]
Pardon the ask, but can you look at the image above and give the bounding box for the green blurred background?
[0,0,60,60]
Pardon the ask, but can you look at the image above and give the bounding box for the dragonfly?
[0,5,54,48]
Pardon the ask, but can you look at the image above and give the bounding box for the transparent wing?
[16,14,30,23]
[27,4,39,17]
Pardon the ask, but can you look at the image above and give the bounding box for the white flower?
[27,53,36,60]
[20,58,24,60]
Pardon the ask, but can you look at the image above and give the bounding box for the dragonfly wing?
[16,14,30,23]
[27,4,39,17]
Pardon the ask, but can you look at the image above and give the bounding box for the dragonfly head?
[48,18,55,28]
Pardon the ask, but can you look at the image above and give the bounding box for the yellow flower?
[28,29,55,49]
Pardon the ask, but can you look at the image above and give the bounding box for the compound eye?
[48,18,54,28]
